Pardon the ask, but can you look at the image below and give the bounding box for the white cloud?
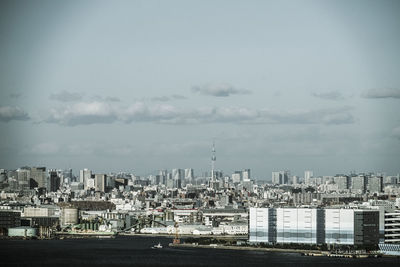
[361,88,400,99]
[0,106,30,122]
[192,83,251,97]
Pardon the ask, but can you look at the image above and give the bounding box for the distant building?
[304,170,313,185]
[94,174,107,192]
[80,169,92,190]
[367,176,383,193]
[334,175,350,190]
[242,169,251,181]
[49,169,60,192]
[232,171,242,183]
[272,171,289,185]
[351,175,367,193]
[30,167,47,189]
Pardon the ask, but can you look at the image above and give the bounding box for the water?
[0,236,399,266]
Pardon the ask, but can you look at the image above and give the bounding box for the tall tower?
[211,141,216,182]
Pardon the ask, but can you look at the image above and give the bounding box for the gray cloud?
[49,91,83,102]
[151,94,187,102]
[312,91,344,100]
[43,101,354,126]
[361,88,400,99]
[392,126,400,140]
[9,92,22,99]
[192,83,251,97]
[105,96,121,102]
[0,106,30,122]
[92,95,121,102]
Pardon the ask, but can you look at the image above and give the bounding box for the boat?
[152,243,163,249]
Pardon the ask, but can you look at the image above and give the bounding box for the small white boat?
[152,243,163,249]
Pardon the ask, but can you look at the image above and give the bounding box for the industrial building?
[249,207,379,246]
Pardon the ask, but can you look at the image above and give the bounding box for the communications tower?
[211,141,216,182]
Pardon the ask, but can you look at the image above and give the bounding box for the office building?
[249,207,379,246]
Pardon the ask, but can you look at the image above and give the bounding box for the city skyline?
[1,0,400,178]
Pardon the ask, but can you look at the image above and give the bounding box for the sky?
[0,0,399,179]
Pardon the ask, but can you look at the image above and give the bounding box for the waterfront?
[0,236,399,267]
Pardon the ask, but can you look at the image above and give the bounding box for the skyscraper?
[304,170,313,185]
[272,171,290,184]
[80,168,92,189]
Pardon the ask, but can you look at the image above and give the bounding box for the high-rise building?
[250,207,379,245]
[185,168,194,179]
[304,170,313,185]
[351,175,367,193]
[271,171,290,184]
[172,169,184,188]
[367,176,383,193]
[17,168,30,190]
[94,174,107,192]
[242,169,251,181]
[30,167,47,189]
[80,169,92,189]
[232,171,242,183]
[49,169,60,192]
[334,175,350,190]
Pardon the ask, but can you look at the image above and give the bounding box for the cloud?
[151,96,171,102]
[151,94,187,102]
[312,91,344,100]
[191,83,251,97]
[361,88,400,99]
[9,92,22,99]
[45,101,118,126]
[105,96,121,102]
[0,106,30,122]
[30,142,60,155]
[92,95,121,102]
[43,101,355,126]
[49,91,83,102]
[392,126,400,140]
